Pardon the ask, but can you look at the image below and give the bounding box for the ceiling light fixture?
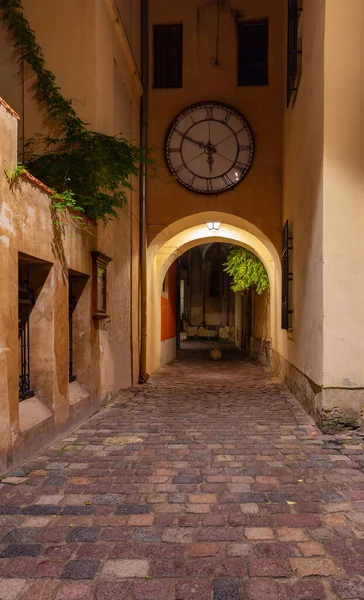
[206,222,221,231]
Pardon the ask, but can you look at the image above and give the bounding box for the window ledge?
[69,380,91,406]
[19,396,53,433]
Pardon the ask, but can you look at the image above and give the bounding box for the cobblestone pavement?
[1,347,364,599]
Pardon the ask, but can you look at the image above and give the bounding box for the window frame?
[237,19,269,87]
[287,0,303,107]
[153,23,183,89]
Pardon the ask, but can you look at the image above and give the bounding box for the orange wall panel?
[161,262,177,341]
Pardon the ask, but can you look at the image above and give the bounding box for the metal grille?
[18,266,35,401]
[153,24,183,89]
[282,220,293,330]
[287,0,302,106]
[69,281,76,383]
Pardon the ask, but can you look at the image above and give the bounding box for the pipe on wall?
[139,0,148,381]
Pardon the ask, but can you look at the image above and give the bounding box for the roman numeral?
[188,175,196,187]
[239,145,250,151]
[175,164,186,173]
[222,174,233,187]
[223,112,232,125]
[235,162,247,173]
[205,106,213,120]
[207,179,213,192]
[169,148,181,153]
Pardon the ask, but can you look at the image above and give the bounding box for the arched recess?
[146,211,281,375]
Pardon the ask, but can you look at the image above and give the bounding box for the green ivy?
[223,247,270,295]
[5,162,26,181]
[0,0,148,222]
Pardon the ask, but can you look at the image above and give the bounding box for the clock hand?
[214,132,234,147]
[179,133,205,148]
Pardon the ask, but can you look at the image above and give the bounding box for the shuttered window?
[238,20,269,86]
[281,220,293,330]
[154,24,183,89]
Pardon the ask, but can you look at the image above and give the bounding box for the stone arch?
[146,211,281,374]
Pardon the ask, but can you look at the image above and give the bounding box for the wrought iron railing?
[18,265,35,401]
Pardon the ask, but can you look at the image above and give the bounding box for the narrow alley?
[0,351,363,600]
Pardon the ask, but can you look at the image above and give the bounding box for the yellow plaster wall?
[147,0,285,252]
[322,0,364,400]
[280,0,325,387]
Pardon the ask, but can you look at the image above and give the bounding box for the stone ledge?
[0,97,20,120]
[19,396,53,433]
[69,380,91,407]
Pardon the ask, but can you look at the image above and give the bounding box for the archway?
[146,212,281,375]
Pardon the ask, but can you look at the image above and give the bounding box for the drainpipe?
[139,0,148,382]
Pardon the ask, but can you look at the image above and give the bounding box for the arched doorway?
[146,212,281,375]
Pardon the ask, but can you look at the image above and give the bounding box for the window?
[154,24,183,88]
[210,270,220,298]
[287,0,303,106]
[91,251,112,318]
[18,264,35,401]
[281,220,293,330]
[238,20,269,86]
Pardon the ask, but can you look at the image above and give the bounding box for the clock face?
[165,101,254,195]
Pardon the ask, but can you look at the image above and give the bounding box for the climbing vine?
[0,0,148,222]
[223,247,270,295]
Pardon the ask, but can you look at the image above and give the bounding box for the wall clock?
[165,101,254,195]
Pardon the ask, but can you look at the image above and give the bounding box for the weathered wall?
[147,0,285,253]
[0,0,142,391]
[277,0,325,417]
[0,101,98,472]
[322,0,364,418]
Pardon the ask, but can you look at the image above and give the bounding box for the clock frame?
[164,101,255,195]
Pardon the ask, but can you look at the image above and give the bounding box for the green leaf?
[223,247,270,295]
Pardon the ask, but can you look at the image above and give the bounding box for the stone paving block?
[0,579,27,599]
[62,559,100,579]
[95,581,131,600]
[175,579,211,600]
[298,541,326,556]
[116,504,151,514]
[101,559,149,577]
[56,582,94,599]
[248,558,292,577]
[244,579,282,600]
[1,544,42,558]
[66,526,100,542]
[213,578,242,600]
[21,517,53,528]
[245,527,274,540]
[21,505,61,516]
[285,580,327,600]
[188,542,220,556]
[3,528,39,544]
[132,580,171,600]
[2,478,28,486]
[332,577,364,599]
[289,557,338,576]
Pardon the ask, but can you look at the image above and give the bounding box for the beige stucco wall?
[278,0,325,399]
[0,0,142,392]
[0,102,97,472]
[322,0,364,413]
[147,0,284,252]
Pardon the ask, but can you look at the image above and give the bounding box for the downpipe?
[139,0,148,383]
